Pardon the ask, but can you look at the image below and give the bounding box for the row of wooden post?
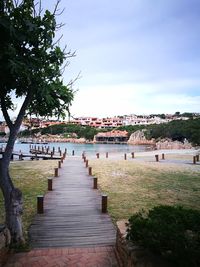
[96,152,135,159]
[37,149,67,214]
[82,153,107,213]
[30,145,68,155]
[193,154,199,164]
[35,149,200,214]
[37,149,107,214]
[95,151,166,162]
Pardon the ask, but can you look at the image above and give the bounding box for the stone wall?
[116,221,174,267]
[0,225,11,266]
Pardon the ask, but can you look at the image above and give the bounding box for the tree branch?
[53,0,62,16]
[52,34,63,46]
[14,91,33,131]
[55,22,65,30]
[67,71,81,88]
[0,96,13,130]
[13,0,19,8]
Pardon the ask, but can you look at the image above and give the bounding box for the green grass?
[1,154,200,244]
[0,160,57,241]
[90,158,200,221]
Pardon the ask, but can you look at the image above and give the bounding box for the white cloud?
[70,81,200,117]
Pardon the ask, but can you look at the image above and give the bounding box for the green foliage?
[145,118,200,145]
[117,125,145,137]
[19,123,99,140]
[127,205,200,267]
[0,0,74,119]
[117,117,200,145]
[118,118,200,145]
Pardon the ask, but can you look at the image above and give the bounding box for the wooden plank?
[29,156,116,248]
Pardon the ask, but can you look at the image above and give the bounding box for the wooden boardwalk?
[29,156,116,248]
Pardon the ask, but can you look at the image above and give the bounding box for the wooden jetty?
[29,156,116,248]
[0,145,63,160]
[0,151,61,160]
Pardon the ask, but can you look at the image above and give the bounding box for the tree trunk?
[0,124,25,244]
[0,160,24,244]
[0,92,32,245]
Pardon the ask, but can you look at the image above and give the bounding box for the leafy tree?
[174,111,180,117]
[0,0,74,244]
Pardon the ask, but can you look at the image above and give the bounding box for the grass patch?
[0,160,57,241]
[90,158,200,221]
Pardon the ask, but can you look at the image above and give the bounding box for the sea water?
[1,142,154,156]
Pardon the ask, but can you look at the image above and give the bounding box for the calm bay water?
[0,142,154,156]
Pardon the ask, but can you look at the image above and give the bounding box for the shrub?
[126,205,200,267]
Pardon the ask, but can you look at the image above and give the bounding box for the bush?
[126,205,200,267]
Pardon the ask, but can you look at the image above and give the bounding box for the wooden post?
[48,178,53,191]
[131,152,134,158]
[162,153,165,160]
[96,153,99,159]
[124,153,127,160]
[93,177,98,189]
[54,167,58,177]
[193,156,196,164]
[72,150,75,156]
[102,194,107,213]
[53,147,55,155]
[85,160,88,168]
[51,151,53,158]
[58,161,61,168]
[89,166,92,175]
[155,155,159,162]
[37,195,44,214]
[106,152,108,158]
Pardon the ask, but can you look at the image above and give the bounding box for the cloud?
[70,82,200,117]
[1,0,200,121]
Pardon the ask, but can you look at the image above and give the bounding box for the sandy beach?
[87,148,200,164]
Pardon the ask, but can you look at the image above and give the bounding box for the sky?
[1,0,200,119]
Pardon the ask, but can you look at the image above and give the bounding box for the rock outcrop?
[128,130,193,149]
[128,130,155,145]
[156,138,193,150]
